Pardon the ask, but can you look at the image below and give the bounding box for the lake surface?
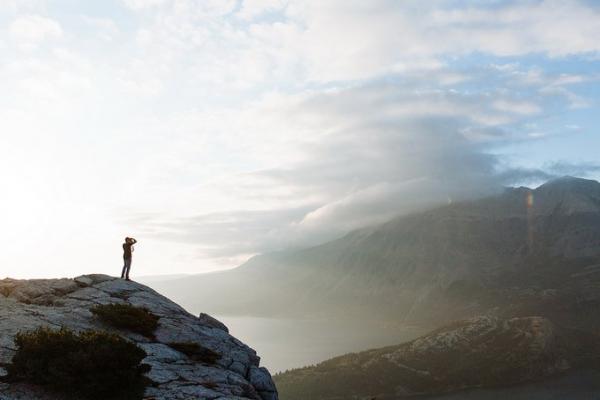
[421,370,600,400]
[212,315,425,373]
[142,278,425,372]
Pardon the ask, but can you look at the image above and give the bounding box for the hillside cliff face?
[148,177,600,328]
[274,315,600,400]
[0,274,278,400]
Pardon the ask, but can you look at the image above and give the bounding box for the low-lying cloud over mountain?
[2,1,600,276]
[127,76,599,265]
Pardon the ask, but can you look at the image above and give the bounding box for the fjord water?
[421,370,600,400]
[212,315,425,372]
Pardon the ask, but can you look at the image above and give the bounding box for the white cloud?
[81,16,119,41]
[237,0,286,20]
[0,0,598,277]
[266,0,600,82]
[124,0,237,16]
[492,99,541,115]
[122,0,169,10]
[113,0,600,88]
[9,15,62,47]
[124,79,544,260]
[2,0,47,13]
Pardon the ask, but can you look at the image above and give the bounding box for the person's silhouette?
[121,237,137,280]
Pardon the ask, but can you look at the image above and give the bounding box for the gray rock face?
[0,275,278,400]
[199,313,229,333]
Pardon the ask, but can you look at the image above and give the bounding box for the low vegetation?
[201,381,219,389]
[91,303,159,337]
[169,342,221,364]
[5,327,150,400]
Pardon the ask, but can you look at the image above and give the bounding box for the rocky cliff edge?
[0,274,278,400]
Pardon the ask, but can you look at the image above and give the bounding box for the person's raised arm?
[131,238,137,244]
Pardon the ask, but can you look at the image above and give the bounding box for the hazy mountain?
[147,176,600,329]
[274,315,600,399]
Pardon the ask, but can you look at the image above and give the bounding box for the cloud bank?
[1,0,599,276]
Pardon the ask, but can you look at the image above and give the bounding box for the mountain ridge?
[273,314,600,400]
[147,176,600,328]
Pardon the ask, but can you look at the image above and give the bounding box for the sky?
[1,0,600,279]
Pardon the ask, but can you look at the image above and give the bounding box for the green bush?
[169,342,221,364]
[91,303,159,338]
[6,327,150,400]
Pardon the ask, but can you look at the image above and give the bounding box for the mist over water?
[211,315,425,372]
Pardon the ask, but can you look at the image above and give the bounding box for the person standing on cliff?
[121,237,137,281]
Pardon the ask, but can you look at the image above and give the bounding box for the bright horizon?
[2,0,600,279]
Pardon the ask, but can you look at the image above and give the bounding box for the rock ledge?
[0,274,278,400]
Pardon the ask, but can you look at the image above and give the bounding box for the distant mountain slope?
[273,315,600,400]
[148,177,600,328]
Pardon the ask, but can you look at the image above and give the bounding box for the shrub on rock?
[6,327,150,400]
[91,303,159,337]
[169,342,221,364]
